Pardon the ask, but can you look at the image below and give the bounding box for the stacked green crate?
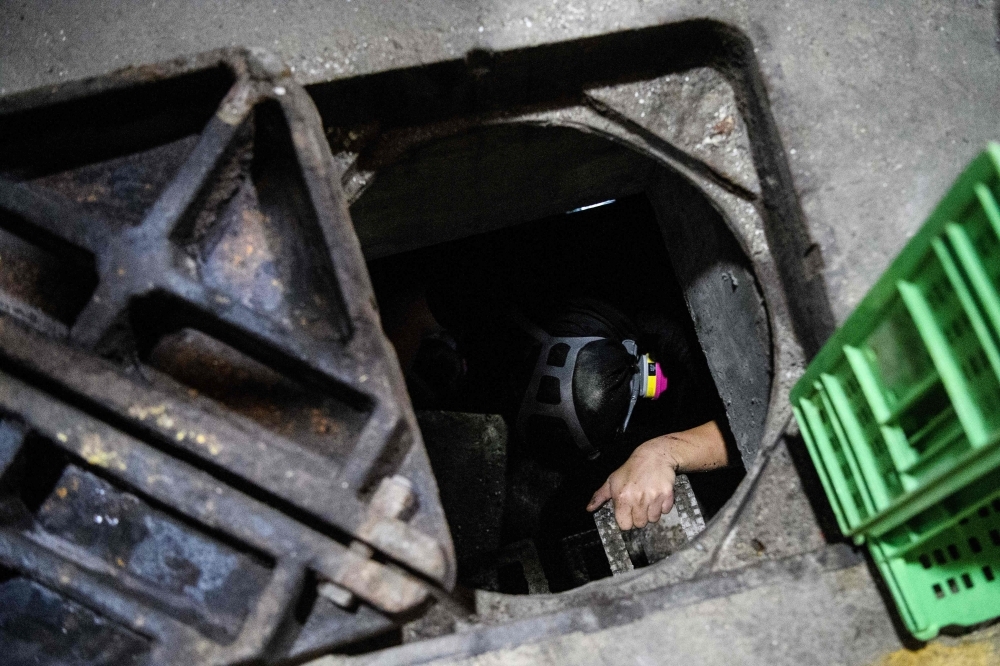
[791,143,1000,640]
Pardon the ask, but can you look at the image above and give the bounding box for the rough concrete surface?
[425,564,902,666]
[587,68,762,197]
[710,441,827,573]
[2,1,1000,665]
[2,0,999,323]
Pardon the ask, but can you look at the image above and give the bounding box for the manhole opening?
[354,122,768,594]
[310,20,833,620]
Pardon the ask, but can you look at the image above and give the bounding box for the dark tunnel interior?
[366,194,747,593]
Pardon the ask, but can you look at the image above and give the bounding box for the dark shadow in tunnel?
[308,18,835,358]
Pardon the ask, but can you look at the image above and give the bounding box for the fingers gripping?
[647,500,662,525]
[661,492,675,516]
[631,500,649,529]
[614,493,634,531]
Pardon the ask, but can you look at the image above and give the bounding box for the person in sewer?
[385,292,736,532]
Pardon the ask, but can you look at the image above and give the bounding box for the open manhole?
[358,132,757,594]
[0,20,832,663]
[308,18,830,636]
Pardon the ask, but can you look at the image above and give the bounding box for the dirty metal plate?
[594,474,706,574]
[593,502,634,576]
[626,473,706,565]
[0,48,454,664]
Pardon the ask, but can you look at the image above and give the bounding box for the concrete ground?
[2,1,1000,665]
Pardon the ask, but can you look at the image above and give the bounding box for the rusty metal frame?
[0,49,454,664]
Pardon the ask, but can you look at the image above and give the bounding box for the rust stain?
[128,403,166,420]
[191,432,221,455]
[874,641,997,666]
[80,433,126,471]
[711,115,735,136]
[55,487,68,499]
[0,254,43,305]
[310,408,341,435]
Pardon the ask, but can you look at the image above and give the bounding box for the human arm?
[586,420,728,530]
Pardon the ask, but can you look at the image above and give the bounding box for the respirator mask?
[514,315,667,460]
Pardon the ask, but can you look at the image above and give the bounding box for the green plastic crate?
[791,143,1000,639]
[869,473,1000,640]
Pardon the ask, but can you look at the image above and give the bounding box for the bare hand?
[586,437,679,530]
[586,422,728,531]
